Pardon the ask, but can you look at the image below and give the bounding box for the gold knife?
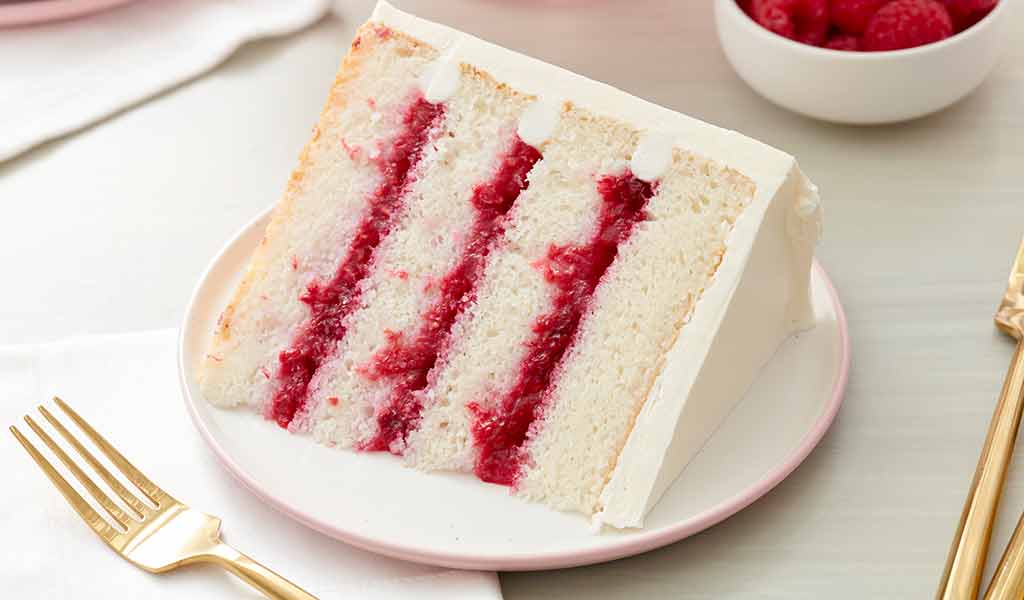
[938,237,1024,600]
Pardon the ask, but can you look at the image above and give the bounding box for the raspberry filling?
[268,96,445,428]
[469,171,656,486]
[360,136,542,452]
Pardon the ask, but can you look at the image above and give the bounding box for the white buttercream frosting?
[517,99,561,149]
[630,133,674,182]
[787,176,823,247]
[418,51,461,103]
[370,0,821,530]
[795,182,820,218]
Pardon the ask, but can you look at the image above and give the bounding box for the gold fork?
[10,397,317,600]
[937,237,1024,600]
[984,240,1024,600]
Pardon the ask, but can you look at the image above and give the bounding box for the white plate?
[179,208,850,571]
[0,0,137,28]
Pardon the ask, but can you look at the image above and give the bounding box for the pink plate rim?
[178,209,850,571]
[0,0,138,28]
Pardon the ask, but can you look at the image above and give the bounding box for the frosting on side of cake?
[371,1,822,528]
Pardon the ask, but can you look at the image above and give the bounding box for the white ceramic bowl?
[714,0,1010,124]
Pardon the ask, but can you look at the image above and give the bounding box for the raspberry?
[737,0,754,16]
[824,32,862,50]
[862,0,953,51]
[830,0,889,34]
[750,0,830,45]
[941,0,997,31]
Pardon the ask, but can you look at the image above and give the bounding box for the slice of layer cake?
[200,1,822,529]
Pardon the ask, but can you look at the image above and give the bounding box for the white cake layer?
[301,67,533,451]
[404,106,639,472]
[199,29,439,412]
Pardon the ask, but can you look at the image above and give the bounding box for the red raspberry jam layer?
[469,171,656,486]
[361,136,542,452]
[268,96,445,428]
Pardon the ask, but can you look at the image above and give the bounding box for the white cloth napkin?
[0,0,332,162]
[0,330,502,599]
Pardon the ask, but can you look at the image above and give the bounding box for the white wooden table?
[2,0,1022,597]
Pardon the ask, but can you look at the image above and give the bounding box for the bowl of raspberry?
[714,0,1009,123]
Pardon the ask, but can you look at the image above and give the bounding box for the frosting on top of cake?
[418,51,462,103]
[630,133,675,182]
[372,1,804,186]
[517,99,561,149]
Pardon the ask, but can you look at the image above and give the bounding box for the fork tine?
[23,415,130,529]
[53,397,167,506]
[10,425,121,545]
[39,405,148,519]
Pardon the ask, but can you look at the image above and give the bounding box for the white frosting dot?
[419,55,461,104]
[794,183,821,218]
[517,99,560,149]
[630,133,674,182]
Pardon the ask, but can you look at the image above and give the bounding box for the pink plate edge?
[178,210,851,572]
[0,0,138,27]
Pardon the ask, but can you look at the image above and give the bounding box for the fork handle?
[985,509,1024,599]
[204,542,318,600]
[937,340,1024,600]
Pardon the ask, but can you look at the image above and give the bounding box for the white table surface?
[2,0,1022,597]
